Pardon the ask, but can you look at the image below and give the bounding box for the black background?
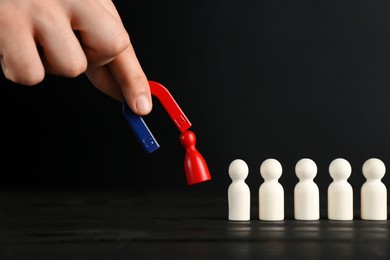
[1,0,390,199]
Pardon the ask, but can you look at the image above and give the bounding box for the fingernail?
[136,95,152,115]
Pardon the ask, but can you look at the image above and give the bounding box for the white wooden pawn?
[328,158,353,220]
[259,158,284,221]
[361,158,387,220]
[228,159,250,221]
[294,158,320,220]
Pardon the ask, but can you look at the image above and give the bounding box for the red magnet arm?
[149,81,192,133]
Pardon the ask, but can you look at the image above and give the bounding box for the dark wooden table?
[0,189,388,259]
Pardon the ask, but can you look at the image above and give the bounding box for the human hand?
[0,0,152,115]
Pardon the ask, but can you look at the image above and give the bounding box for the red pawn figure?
[180,131,212,185]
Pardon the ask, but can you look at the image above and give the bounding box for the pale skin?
[0,0,152,115]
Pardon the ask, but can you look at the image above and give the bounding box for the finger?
[0,27,44,86]
[96,0,124,21]
[108,45,152,115]
[34,14,87,78]
[86,65,123,101]
[69,0,130,67]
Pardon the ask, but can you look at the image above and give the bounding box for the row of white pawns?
[228,158,387,221]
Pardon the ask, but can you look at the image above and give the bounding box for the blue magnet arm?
[122,102,160,154]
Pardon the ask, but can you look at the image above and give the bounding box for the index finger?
[108,44,152,115]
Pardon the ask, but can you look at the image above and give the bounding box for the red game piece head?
[180,130,196,148]
[180,131,211,185]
